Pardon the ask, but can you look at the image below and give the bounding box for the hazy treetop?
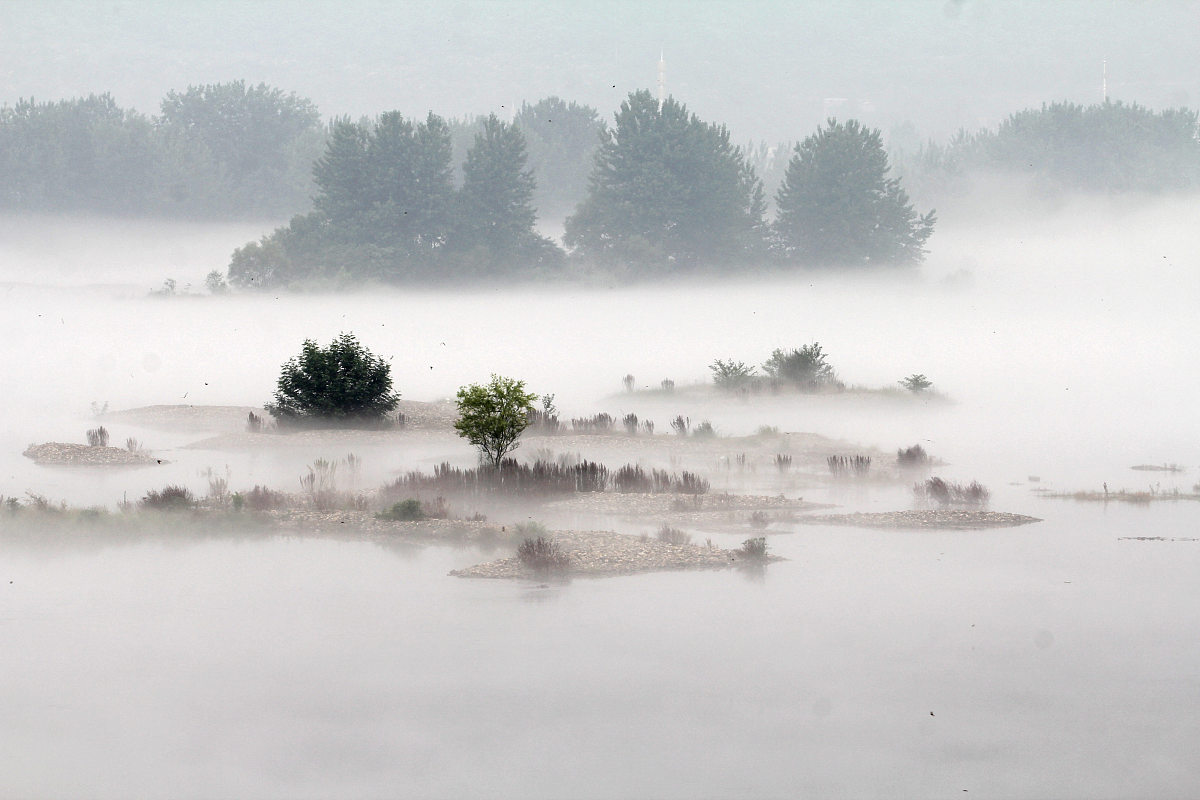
[2,0,1197,143]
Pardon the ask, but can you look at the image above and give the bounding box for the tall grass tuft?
[86,426,110,447]
[914,477,990,507]
[827,454,871,478]
[897,444,930,467]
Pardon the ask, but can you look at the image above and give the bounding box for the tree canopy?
[564,90,765,270]
[774,119,935,266]
[454,375,539,468]
[265,333,400,427]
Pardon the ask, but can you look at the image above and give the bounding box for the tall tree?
[457,115,538,259]
[774,119,935,266]
[564,90,765,270]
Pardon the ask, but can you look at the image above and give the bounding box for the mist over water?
[3,195,1200,797]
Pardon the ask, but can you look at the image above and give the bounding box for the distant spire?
[657,49,666,106]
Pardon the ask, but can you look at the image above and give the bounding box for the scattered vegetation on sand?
[386,459,710,499]
[455,375,539,468]
[517,536,570,574]
[1038,485,1200,504]
[266,332,400,428]
[571,412,614,433]
[914,477,990,507]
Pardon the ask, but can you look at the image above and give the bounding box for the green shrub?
[266,332,400,427]
[379,498,424,521]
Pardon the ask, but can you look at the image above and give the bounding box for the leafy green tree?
[762,343,839,391]
[266,333,400,427]
[565,90,765,269]
[454,375,538,468]
[514,97,604,221]
[774,119,935,266]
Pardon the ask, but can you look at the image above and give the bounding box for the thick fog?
[4,3,1200,798]
[5,0,1200,141]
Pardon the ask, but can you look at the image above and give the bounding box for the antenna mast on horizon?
[657,50,666,106]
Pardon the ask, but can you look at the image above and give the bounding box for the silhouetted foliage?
[565,90,766,270]
[266,333,399,427]
[140,485,196,511]
[897,444,931,468]
[762,343,839,391]
[517,536,570,574]
[914,477,990,506]
[775,119,935,265]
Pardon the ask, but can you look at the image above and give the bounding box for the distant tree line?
[0,82,326,218]
[6,82,1197,284]
[892,100,1200,201]
[231,90,937,287]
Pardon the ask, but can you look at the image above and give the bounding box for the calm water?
[2,209,1199,797]
[4,499,1199,799]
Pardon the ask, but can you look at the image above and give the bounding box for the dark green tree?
[454,375,538,468]
[564,90,765,269]
[774,119,935,266]
[456,114,561,270]
[514,97,604,221]
[266,333,400,427]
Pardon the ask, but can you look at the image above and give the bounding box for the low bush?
[739,537,768,559]
[710,359,757,390]
[897,444,930,467]
[86,426,110,447]
[140,485,196,511]
[244,485,287,511]
[899,374,933,393]
[622,413,639,435]
[670,415,689,437]
[622,374,635,392]
[762,343,838,392]
[517,536,570,574]
[379,498,424,521]
[656,524,691,546]
[749,511,770,529]
[660,378,675,393]
[774,453,792,472]
[693,420,717,439]
[246,411,265,432]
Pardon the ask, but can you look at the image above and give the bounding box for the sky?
[3,0,1199,144]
